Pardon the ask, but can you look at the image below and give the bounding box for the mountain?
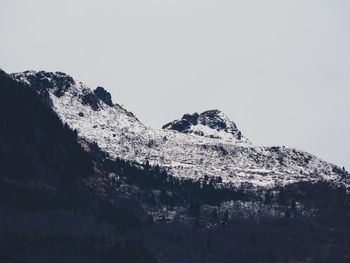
[13,70,348,189]
[2,69,350,263]
[0,69,155,263]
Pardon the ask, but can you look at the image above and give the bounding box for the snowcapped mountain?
[12,70,348,188]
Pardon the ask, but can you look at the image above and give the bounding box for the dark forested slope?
[0,70,154,263]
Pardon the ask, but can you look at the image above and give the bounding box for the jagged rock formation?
[162,109,246,142]
[12,70,349,188]
[94,86,113,107]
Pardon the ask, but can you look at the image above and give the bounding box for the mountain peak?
[162,109,248,142]
[9,69,346,188]
[12,70,139,122]
[12,70,76,98]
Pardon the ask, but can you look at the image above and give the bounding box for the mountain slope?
[12,70,348,188]
[3,69,350,263]
[0,69,156,263]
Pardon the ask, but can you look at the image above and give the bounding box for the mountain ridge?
[12,70,349,189]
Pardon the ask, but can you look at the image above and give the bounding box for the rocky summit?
[162,109,245,142]
[12,70,349,189]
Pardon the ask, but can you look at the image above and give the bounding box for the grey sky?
[1,0,349,169]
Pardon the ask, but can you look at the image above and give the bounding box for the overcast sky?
[1,0,349,169]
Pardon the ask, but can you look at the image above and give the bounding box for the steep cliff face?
[12,70,349,189]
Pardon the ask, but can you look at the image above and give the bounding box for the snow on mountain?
[12,71,349,188]
[162,109,249,143]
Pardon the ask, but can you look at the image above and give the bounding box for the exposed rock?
[94,86,113,107]
[163,119,191,133]
[163,109,245,141]
[82,93,100,111]
[13,70,75,98]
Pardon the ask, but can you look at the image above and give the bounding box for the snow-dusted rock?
[12,71,348,188]
[162,109,248,142]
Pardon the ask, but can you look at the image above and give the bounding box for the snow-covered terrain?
[13,71,348,188]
